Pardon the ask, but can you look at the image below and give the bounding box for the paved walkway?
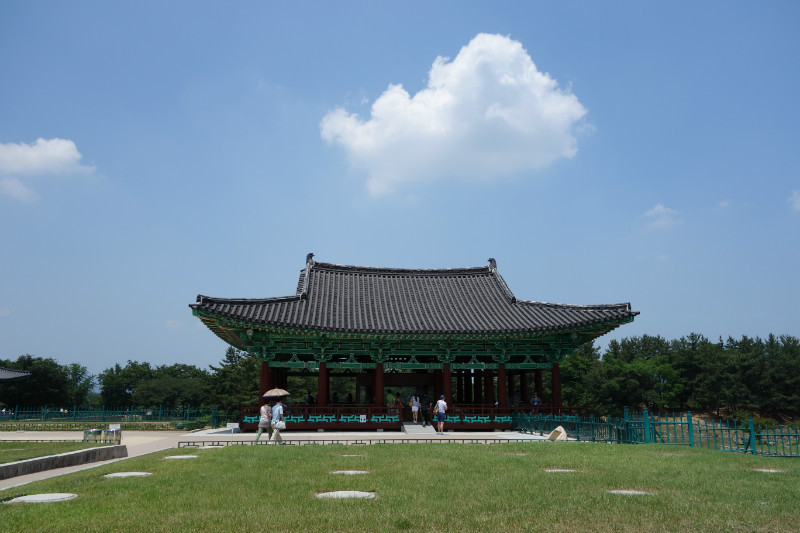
[1,428,548,491]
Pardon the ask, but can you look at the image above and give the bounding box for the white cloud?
[165,320,184,330]
[0,138,96,203]
[0,177,39,204]
[644,204,681,228]
[0,138,95,176]
[789,190,800,211]
[320,33,587,195]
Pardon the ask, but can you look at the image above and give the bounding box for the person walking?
[421,394,430,427]
[254,399,273,442]
[435,394,448,434]
[269,397,285,444]
[410,395,420,423]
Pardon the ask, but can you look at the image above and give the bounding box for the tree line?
[560,333,800,420]
[2,333,799,421]
[0,347,257,413]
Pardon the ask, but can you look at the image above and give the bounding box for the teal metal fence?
[513,408,800,457]
[0,405,230,429]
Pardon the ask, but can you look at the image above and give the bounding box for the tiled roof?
[191,257,638,335]
[0,366,31,380]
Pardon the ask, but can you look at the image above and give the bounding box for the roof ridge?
[311,261,490,276]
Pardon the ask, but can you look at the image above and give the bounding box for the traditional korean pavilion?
[190,254,638,430]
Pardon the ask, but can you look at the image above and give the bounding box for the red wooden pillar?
[497,363,508,407]
[317,362,329,407]
[484,368,495,405]
[535,369,544,397]
[551,363,562,408]
[373,363,384,407]
[259,362,273,403]
[443,363,453,405]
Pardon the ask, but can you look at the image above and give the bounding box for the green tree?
[560,342,614,414]
[602,335,679,412]
[207,347,259,412]
[0,355,71,407]
[132,364,209,407]
[98,361,155,407]
[65,363,95,407]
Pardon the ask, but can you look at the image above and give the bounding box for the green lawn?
[0,441,106,464]
[1,442,798,532]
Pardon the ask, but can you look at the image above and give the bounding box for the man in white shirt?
[436,395,447,434]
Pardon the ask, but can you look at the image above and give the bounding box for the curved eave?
[192,305,636,340]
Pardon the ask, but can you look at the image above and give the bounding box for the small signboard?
[226,422,239,429]
[359,415,367,423]
[108,423,121,431]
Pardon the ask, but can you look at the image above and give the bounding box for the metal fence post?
[687,412,695,447]
[747,418,757,455]
[643,408,651,444]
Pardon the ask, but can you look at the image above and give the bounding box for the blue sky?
[1,2,798,376]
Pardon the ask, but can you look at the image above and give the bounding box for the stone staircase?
[402,421,436,435]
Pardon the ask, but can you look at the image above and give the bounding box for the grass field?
[1,441,798,532]
[0,441,107,464]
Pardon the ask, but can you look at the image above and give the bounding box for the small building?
[0,367,31,380]
[190,254,638,430]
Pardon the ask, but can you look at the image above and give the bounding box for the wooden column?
[551,363,562,408]
[443,363,453,405]
[535,369,544,397]
[259,362,273,400]
[465,370,473,404]
[317,362,329,407]
[373,363,384,407]
[497,363,508,407]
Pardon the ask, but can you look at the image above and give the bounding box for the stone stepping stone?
[752,468,782,473]
[545,469,577,473]
[607,490,655,496]
[338,454,364,457]
[330,470,370,475]
[316,491,375,499]
[163,455,198,460]
[507,453,527,456]
[4,493,77,503]
[104,472,152,478]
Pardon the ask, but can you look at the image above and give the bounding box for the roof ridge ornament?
[301,252,315,299]
[488,257,497,271]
